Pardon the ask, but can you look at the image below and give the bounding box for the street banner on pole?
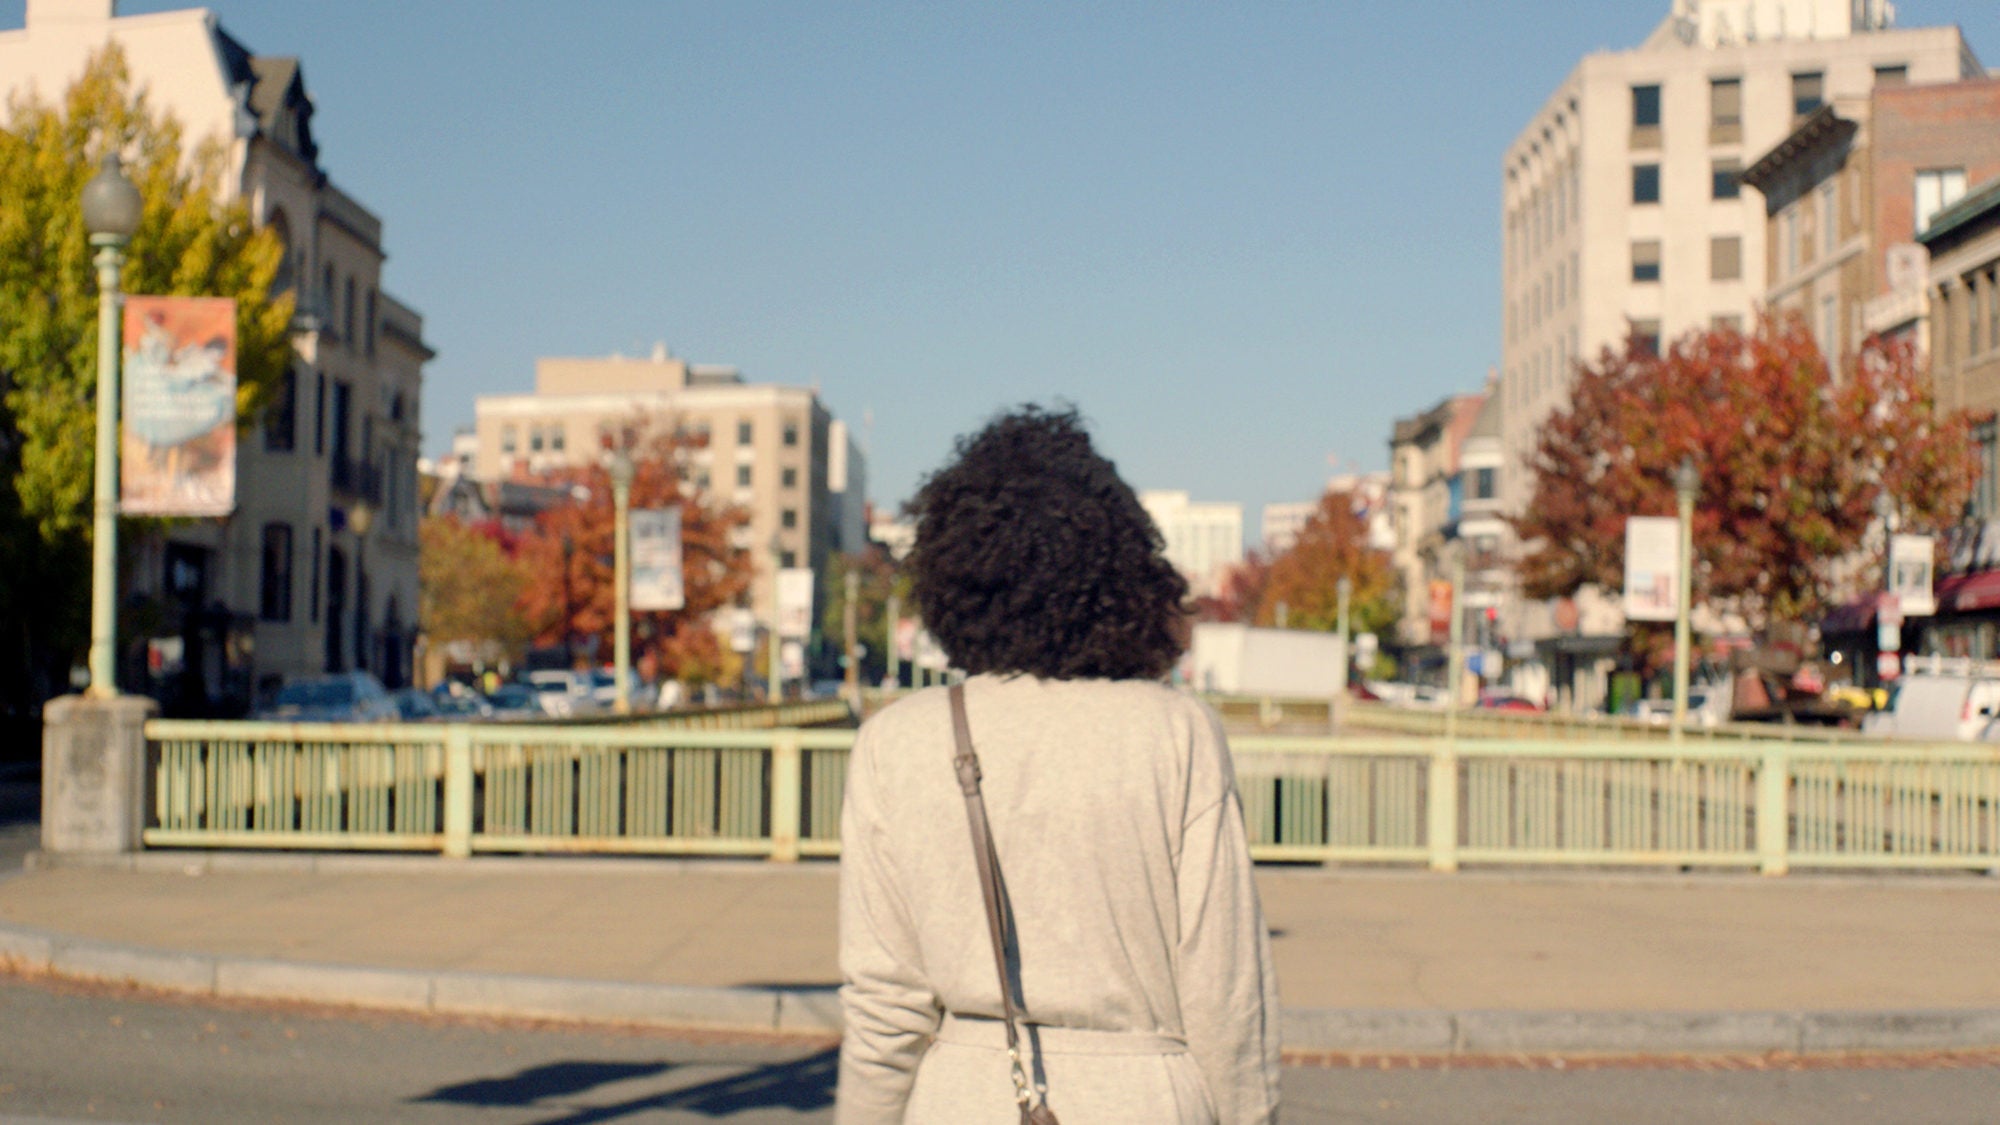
[1623,516,1680,622]
[777,567,815,639]
[1426,579,1453,644]
[630,508,685,611]
[1888,534,1936,617]
[120,296,236,516]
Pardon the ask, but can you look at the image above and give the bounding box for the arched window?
[343,277,356,345]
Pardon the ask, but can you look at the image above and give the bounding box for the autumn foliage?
[1259,488,1398,633]
[1515,315,1975,629]
[513,422,753,683]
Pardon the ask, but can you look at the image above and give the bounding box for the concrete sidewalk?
[3,852,1999,1055]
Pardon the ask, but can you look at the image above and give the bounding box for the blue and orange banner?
[120,295,237,517]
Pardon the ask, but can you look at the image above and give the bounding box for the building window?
[1914,168,1967,236]
[1631,83,1661,147]
[1989,270,1999,355]
[500,425,517,455]
[1792,71,1824,117]
[1976,420,1999,521]
[778,550,796,569]
[1712,313,1744,333]
[1712,159,1741,200]
[1472,467,1496,500]
[313,373,327,456]
[528,427,544,453]
[1709,77,1742,143]
[1972,278,1983,357]
[781,508,797,530]
[1819,182,1839,255]
[260,523,294,622]
[1782,207,1802,275]
[268,209,294,294]
[550,426,565,452]
[736,463,752,488]
[1632,319,1662,358]
[319,264,335,327]
[1818,294,1839,363]
[364,288,377,358]
[1710,235,1742,281]
[265,368,298,453]
[309,526,322,623]
[343,276,356,346]
[1631,240,1661,283]
[1632,164,1660,205]
[781,466,798,489]
[1874,64,1909,87]
[737,419,753,445]
[783,422,799,447]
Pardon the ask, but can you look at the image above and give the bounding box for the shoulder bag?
[948,682,1061,1125]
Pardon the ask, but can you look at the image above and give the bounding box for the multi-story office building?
[1923,177,2000,519]
[1743,79,2000,367]
[1496,0,1982,706]
[1138,491,1243,599]
[471,348,867,635]
[1500,0,1980,518]
[1,0,432,710]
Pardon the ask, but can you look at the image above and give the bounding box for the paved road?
[4,976,1999,1124]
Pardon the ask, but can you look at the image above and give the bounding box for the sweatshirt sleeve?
[836,724,940,1124]
[1177,715,1282,1123]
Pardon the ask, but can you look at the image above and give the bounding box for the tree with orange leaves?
[514,416,752,685]
[1515,315,1975,632]
[1254,489,1398,635]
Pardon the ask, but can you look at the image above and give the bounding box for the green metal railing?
[144,706,2000,874]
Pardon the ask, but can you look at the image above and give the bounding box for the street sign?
[1877,651,1901,681]
[1877,593,1903,653]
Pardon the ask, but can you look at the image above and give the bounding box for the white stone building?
[0,0,433,709]
[1139,490,1244,599]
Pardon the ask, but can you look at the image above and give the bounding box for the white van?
[1861,672,2000,741]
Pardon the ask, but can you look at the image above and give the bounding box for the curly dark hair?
[907,405,1188,680]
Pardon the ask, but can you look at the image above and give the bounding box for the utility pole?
[843,567,860,704]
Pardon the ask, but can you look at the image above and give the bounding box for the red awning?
[1945,570,2000,613]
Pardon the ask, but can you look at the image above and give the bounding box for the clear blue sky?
[25,1,2000,532]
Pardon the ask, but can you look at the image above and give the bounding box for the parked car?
[1476,692,1544,713]
[254,672,396,723]
[586,668,655,711]
[430,688,494,720]
[1863,671,2000,741]
[523,670,593,717]
[483,684,543,720]
[389,688,442,722]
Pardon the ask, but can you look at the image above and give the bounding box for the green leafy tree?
[418,515,533,671]
[0,45,291,702]
[1515,315,1974,639]
[820,544,911,685]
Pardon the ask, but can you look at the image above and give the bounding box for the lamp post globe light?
[82,152,143,698]
[606,448,634,715]
[1671,456,1700,741]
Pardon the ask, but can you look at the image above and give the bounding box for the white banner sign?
[1888,533,1936,617]
[630,508,685,612]
[1623,516,1680,623]
[777,567,816,639]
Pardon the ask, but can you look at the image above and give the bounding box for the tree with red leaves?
[1192,550,1271,624]
[514,417,753,685]
[1515,315,1975,633]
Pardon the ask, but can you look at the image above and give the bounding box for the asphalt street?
[4,975,2000,1125]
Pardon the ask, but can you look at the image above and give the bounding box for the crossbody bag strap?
[948,682,1057,1123]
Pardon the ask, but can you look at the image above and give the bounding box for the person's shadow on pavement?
[415,1047,837,1121]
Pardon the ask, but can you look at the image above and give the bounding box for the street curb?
[4,920,2000,1054]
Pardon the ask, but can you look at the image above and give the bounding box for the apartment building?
[0,0,432,710]
[1388,393,1486,649]
[1500,0,1981,518]
[1138,491,1243,599]
[1742,79,2000,367]
[471,349,867,636]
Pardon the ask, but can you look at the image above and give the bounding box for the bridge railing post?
[770,730,803,862]
[1427,745,1459,873]
[442,725,473,859]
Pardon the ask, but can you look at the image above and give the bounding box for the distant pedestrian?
[836,406,1280,1123]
